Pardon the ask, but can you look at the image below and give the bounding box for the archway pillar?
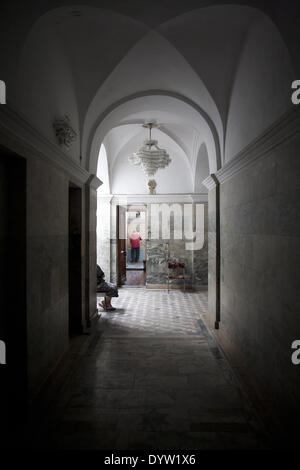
[85,174,102,327]
[97,194,113,281]
[203,174,220,329]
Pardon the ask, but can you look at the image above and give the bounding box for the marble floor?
[124,269,146,286]
[27,289,268,450]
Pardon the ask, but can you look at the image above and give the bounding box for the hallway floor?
[28,289,267,450]
[124,269,146,286]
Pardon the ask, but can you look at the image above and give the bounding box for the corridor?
[0,0,299,452]
[28,290,266,450]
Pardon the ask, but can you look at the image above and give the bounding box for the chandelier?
[128,122,171,178]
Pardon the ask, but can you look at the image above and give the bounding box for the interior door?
[68,184,83,336]
[0,150,27,440]
[117,205,127,286]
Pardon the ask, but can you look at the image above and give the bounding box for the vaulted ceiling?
[0,1,297,193]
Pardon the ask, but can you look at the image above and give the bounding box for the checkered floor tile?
[98,288,208,336]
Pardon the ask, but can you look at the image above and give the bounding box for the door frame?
[125,206,147,269]
[117,204,148,287]
[117,204,127,286]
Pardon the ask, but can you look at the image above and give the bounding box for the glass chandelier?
[128,122,171,178]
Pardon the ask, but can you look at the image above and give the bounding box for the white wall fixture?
[129,122,171,190]
[53,115,77,148]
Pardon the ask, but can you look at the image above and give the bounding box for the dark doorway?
[0,149,27,437]
[68,184,83,336]
[125,207,147,287]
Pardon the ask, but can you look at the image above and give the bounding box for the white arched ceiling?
[82,29,223,163]
[157,5,262,130]
[109,127,193,194]
[2,3,294,176]
[103,124,143,167]
[102,122,210,195]
[225,14,294,161]
[104,122,201,171]
[17,15,81,161]
[88,94,220,177]
[17,6,148,121]
[96,144,110,194]
[12,6,149,160]
[194,143,210,194]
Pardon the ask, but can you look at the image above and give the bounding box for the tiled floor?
[99,289,208,335]
[124,269,146,286]
[28,289,267,450]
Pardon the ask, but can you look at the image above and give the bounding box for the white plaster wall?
[82,29,222,164]
[1,3,298,177]
[225,16,294,162]
[96,196,111,279]
[194,143,209,193]
[96,144,110,194]
[158,5,260,126]
[18,18,80,161]
[96,145,111,277]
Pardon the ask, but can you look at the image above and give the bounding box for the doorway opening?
[117,205,147,287]
[68,184,82,336]
[0,149,27,429]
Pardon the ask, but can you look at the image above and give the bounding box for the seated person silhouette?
[97,265,118,311]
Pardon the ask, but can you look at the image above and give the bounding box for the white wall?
[83,29,222,166]
[194,143,209,193]
[96,144,110,194]
[18,17,80,161]
[225,16,293,162]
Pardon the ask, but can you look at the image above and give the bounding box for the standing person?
[97,265,118,311]
[129,229,142,263]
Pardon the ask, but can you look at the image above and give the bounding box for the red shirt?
[130,233,142,248]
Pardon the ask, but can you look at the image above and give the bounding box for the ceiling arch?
[87,92,221,176]
[110,126,191,172]
[0,1,296,177]
[82,29,223,159]
[194,143,210,193]
[103,123,192,172]
[109,128,194,195]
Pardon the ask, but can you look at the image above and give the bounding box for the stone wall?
[146,202,208,289]
[27,156,69,398]
[0,112,101,403]
[207,187,219,326]
[192,203,208,287]
[206,109,300,431]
